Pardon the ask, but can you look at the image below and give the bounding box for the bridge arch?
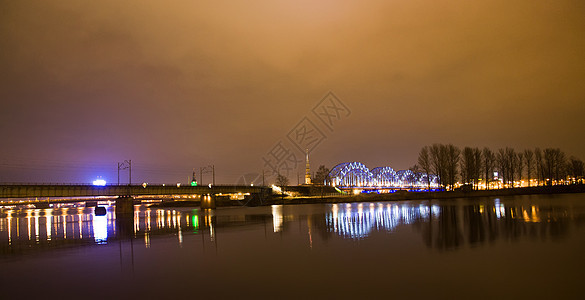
[371,167,398,187]
[329,162,373,187]
[396,170,416,187]
[329,162,440,189]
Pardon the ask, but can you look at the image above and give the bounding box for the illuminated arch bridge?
[328,162,439,189]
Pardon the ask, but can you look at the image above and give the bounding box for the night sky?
[1,1,584,184]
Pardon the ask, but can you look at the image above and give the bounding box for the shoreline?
[152,184,585,208]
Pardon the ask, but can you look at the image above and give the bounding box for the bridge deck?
[0,184,271,199]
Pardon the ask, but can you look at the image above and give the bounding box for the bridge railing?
[0,184,272,199]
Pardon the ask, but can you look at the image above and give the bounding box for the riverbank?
[150,184,585,208]
[272,184,585,205]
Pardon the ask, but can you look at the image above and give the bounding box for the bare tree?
[535,148,543,186]
[496,147,517,188]
[461,147,479,189]
[516,152,524,186]
[506,148,517,187]
[430,144,446,189]
[313,165,330,186]
[555,150,567,183]
[482,147,495,190]
[497,148,506,187]
[427,144,461,190]
[461,147,482,190]
[275,173,289,199]
[276,173,289,187]
[418,146,433,191]
[313,165,331,199]
[524,149,534,187]
[567,157,585,184]
[472,147,482,190]
[445,144,461,190]
[543,148,567,185]
[461,147,472,186]
[420,144,575,189]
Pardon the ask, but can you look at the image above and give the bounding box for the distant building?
[305,149,312,185]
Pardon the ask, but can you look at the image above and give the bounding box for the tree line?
[416,144,585,190]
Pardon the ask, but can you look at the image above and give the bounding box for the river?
[1,193,585,299]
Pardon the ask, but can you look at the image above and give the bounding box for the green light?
[191,181,197,186]
[192,215,199,232]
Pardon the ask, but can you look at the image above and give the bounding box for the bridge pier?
[201,195,216,209]
[115,196,134,215]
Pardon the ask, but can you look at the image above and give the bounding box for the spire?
[305,149,311,185]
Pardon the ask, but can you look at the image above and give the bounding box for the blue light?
[93,179,106,186]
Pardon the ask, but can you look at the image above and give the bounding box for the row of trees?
[416,144,585,190]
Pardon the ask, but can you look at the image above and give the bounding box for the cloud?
[1,0,584,182]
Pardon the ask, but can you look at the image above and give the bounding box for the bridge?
[0,184,272,210]
[328,162,440,190]
[0,184,270,199]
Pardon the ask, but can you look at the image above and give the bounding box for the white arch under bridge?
[328,162,439,190]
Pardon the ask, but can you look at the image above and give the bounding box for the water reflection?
[272,205,283,233]
[1,196,584,255]
[93,215,108,244]
[325,198,581,249]
[0,205,207,255]
[326,202,428,239]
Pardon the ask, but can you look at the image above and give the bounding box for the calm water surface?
[1,194,585,299]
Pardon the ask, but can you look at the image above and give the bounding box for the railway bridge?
[0,184,272,209]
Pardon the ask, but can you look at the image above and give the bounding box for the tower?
[305,149,312,185]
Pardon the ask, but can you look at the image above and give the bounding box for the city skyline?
[1,1,584,184]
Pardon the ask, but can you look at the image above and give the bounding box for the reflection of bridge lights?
[431,205,440,218]
[498,206,506,218]
[93,215,108,244]
[172,210,177,228]
[522,206,540,223]
[331,204,339,232]
[34,210,41,242]
[326,203,433,239]
[178,220,183,246]
[494,198,506,219]
[7,213,12,245]
[418,205,430,219]
[146,209,152,231]
[134,210,140,233]
[26,211,32,241]
[204,211,215,241]
[192,215,199,232]
[78,211,83,239]
[144,233,150,248]
[272,205,283,233]
[45,209,52,241]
